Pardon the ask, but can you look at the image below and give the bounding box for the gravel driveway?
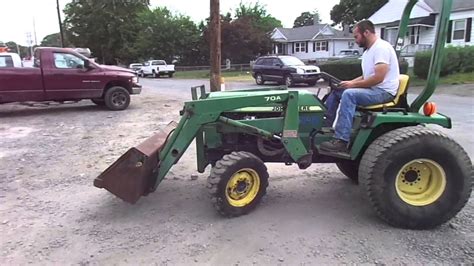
[0,78,472,264]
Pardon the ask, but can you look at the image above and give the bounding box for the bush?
[319,59,409,80]
[414,45,474,79]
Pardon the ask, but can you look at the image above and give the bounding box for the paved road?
[140,77,474,158]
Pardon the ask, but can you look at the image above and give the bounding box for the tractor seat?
[359,74,409,110]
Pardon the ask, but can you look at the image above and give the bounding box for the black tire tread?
[359,126,473,229]
[207,151,269,217]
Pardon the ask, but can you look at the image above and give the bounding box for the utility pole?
[56,0,65,47]
[33,17,38,45]
[209,0,221,91]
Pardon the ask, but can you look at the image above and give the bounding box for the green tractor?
[94,0,472,229]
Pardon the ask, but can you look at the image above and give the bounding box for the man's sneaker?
[320,139,348,152]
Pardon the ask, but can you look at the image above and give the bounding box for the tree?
[197,2,282,65]
[132,7,201,65]
[234,2,282,33]
[330,0,388,27]
[63,0,149,64]
[40,33,63,47]
[3,41,29,58]
[293,10,321,28]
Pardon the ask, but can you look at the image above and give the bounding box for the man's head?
[353,20,376,49]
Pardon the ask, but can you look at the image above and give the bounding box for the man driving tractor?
[320,20,400,153]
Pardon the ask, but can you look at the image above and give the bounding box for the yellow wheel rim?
[225,168,261,207]
[395,159,446,206]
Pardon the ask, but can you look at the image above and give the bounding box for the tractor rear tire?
[207,151,269,217]
[359,126,472,229]
[336,160,359,183]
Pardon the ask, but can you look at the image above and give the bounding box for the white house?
[369,0,473,65]
[270,24,360,62]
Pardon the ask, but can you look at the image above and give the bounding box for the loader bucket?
[94,121,177,204]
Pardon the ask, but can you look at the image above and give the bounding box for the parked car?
[128,63,143,74]
[0,47,141,111]
[252,55,320,87]
[140,60,175,78]
[0,52,22,68]
[334,49,361,59]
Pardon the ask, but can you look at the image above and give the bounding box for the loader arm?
[95,89,313,203]
[153,90,311,190]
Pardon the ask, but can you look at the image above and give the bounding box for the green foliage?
[293,11,321,28]
[414,46,474,79]
[330,0,388,26]
[3,41,30,58]
[40,33,63,47]
[63,0,149,64]
[198,2,282,64]
[133,7,201,65]
[320,59,408,80]
[234,2,282,32]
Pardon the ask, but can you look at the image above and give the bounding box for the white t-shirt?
[361,38,400,96]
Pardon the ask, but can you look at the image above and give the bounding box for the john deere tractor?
[94,0,472,229]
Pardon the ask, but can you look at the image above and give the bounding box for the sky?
[0,0,339,46]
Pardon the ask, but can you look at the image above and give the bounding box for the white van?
[0,52,22,67]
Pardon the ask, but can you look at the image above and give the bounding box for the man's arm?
[340,63,389,89]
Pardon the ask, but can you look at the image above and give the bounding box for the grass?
[407,69,474,87]
[174,70,253,81]
[174,68,474,86]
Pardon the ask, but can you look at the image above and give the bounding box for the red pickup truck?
[0,47,141,110]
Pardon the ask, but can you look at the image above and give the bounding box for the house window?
[315,41,327,51]
[295,42,306,52]
[452,19,466,40]
[409,26,420,44]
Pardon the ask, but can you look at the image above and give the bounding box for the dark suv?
[252,55,320,87]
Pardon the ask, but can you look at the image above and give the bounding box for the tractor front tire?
[207,151,269,217]
[359,126,472,229]
[336,160,359,183]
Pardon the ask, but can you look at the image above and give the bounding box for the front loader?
[94,0,472,229]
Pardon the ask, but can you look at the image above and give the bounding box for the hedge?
[319,59,409,80]
[414,45,474,79]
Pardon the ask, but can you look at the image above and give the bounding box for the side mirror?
[84,60,93,69]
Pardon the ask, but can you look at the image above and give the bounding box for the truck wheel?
[336,160,359,183]
[255,73,264,85]
[168,73,173,78]
[285,75,294,87]
[140,71,145,78]
[359,126,472,229]
[104,86,130,111]
[91,98,105,106]
[207,151,269,217]
[152,71,157,78]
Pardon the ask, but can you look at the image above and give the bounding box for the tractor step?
[317,149,351,160]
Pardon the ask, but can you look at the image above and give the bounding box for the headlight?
[296,68,304,74]
[132,76,138,83]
